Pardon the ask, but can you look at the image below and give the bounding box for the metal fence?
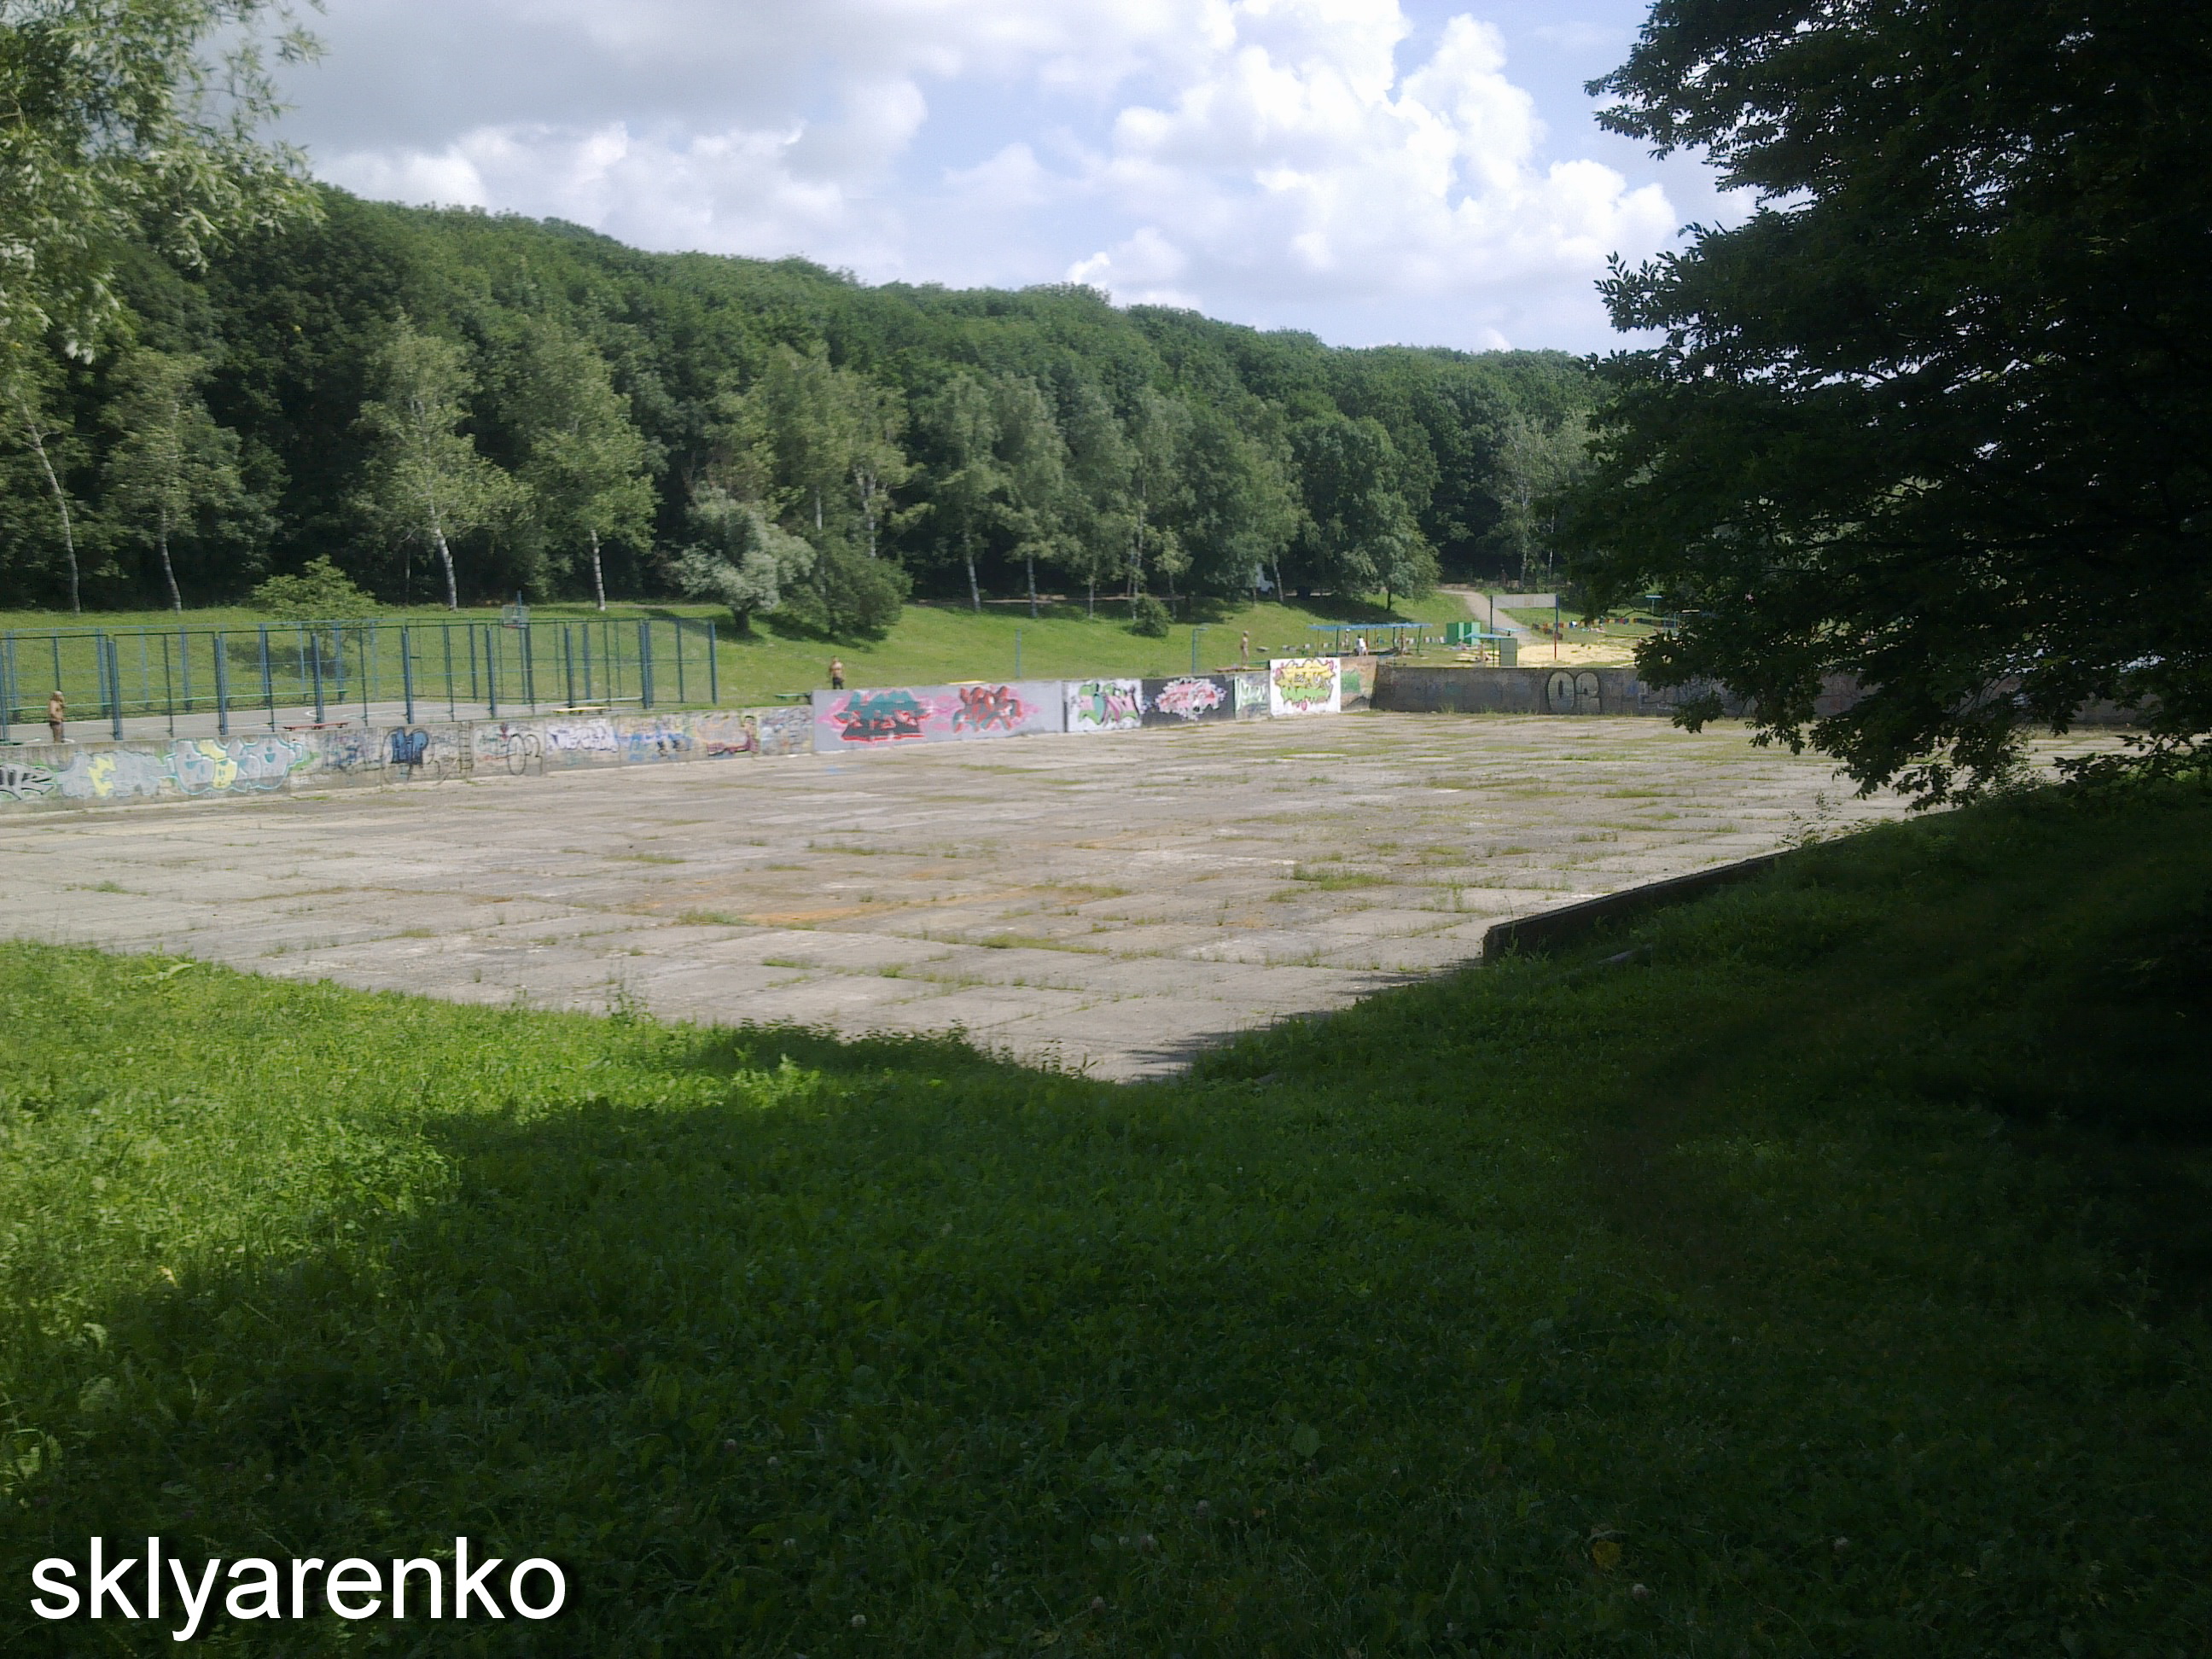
[0,614,720,741]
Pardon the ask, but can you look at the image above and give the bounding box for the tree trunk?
[965,540,981,612]
[157,512,182,612]
[434,527,459,610]
[1086,576,1095,620]
[22,419,80,614]
[1026,550,1039,618]
[589,527,607,612]
[855,465,879,557]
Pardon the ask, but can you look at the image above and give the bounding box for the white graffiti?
[542,718,619,755]
[0,761,57,800]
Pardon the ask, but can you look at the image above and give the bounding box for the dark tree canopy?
[1566,0,2212,799]
[0,190,1603,614]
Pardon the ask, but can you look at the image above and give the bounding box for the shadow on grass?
[1576,784,2212,1304]
[7,786,2212,1654]
[3,1010,1563,1655]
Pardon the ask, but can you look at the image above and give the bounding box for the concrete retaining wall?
[0,706,812,811]
[1375,663,2141,729]
[3,654,2139,815]
[1374,663,1778,719]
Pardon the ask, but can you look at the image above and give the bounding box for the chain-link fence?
[0,614,720,742]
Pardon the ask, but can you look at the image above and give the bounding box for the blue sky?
[276,0,1732,352]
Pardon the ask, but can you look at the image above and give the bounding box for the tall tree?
[0,0,318,359]
[3,359,86,611]
[988,376,1067,619]
[514,322,655,610]
[1492,410,1591,587]
[704,346,913,635]
[920,374,1004,613]
[1123,391,1189,614]
[102,348,250,610]
[354,317,520,610]
[1567,0,2212,799]
[1289,410,1435,608]
[1173,404,1299,598]
[1057,377,1134,618]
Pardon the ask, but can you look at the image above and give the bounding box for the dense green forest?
[0,189,1594,624]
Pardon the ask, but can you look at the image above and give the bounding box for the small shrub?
[1129,593,1171,637]
[248,556,376,618]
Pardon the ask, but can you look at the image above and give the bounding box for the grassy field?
[0,592,1476,723]
[3,783,2208,1654]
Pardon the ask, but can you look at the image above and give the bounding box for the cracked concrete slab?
[0,713,2111,1078]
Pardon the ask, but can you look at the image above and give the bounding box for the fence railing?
[0,614,719,741]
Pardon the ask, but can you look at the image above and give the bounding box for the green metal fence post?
[105,636,123,739]
[214,631,230,736]
[581,625,594,703]
[638,619,653,709]
[160,634,177,736]
[522,621,537,709]
[707,620,718,705]
[442,624,457,720]
[259,626,274,729]
[562,623,576,707]
[178,624,191,713]
[358,627,371,725]
[674,620,686,705]
[486,625,499,719]
[308,626,325,723]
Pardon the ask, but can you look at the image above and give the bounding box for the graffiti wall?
[1065,678,1144,734]
[812,681,1065,748]
[1268,656,1342,718]
[0,734,323,806]
[751,706,813,755]
[1338,655,1377,712]
[1140,675,1234,726]
[0,760,57,801]
[1233,671,1272,719]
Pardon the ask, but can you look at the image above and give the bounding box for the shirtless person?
[828,656,846,690]
[46,690,65,743]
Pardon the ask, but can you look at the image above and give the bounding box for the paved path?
[0,713,2000,1078]
[1442,586,1533,636]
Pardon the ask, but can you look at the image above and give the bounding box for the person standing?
[828,656,846,690]
[1239,630,1250,662]
[46,690,66,744]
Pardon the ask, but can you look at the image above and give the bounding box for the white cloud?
[282,0,1683,346]
[1067,9,1674,341]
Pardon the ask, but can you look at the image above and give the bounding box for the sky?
[274,0,1734,354]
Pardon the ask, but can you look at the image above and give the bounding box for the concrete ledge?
[1481,851,1788,959]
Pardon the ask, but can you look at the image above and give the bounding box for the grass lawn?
[3,783,2207,1654]
[0,592,1475,719]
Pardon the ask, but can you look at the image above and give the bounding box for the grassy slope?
[0,594,1473,715]
[2,786,2207,1655]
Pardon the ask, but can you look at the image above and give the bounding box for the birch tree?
[355,318,520,610]
[515,323,654,610]
[3,361,85,611]
[102,348,247,611]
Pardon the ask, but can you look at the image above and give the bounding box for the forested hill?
[2,188,1594,618]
